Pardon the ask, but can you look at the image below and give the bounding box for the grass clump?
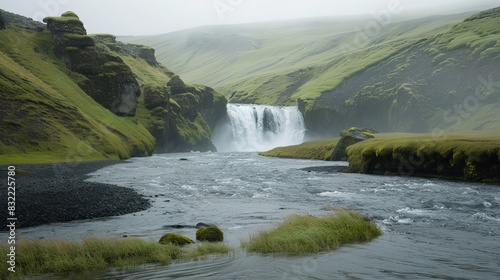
[241,209,382,255]
[259,138,339,160]
[0,237,231,279]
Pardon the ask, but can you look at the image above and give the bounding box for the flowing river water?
[14,152,500,279]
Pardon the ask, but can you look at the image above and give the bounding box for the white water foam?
[212,104,306,152]
[318,191,354,198]
[396,207,432,216]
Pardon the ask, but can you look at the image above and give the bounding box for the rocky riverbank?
[0,160,151,230]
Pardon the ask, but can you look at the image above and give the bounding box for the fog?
[0,0,499,35]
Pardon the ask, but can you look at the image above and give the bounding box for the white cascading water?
[212,104,306,152]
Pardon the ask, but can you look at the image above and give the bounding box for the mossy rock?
[143,85,169,110]
[172,92,199,121]
[196,226,224,242]
[167,75,187,95]
[159,233,194,246]
[331,127,376,161]
[63,34,95,48]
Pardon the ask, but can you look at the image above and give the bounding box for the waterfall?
[212,104,306,152]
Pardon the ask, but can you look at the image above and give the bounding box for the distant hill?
[122,8,500,138]
[0,10,226,164]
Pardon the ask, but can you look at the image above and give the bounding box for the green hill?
[122,8,500,137]
[0,10,226,164]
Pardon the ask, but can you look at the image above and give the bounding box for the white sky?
[1,0,499,35]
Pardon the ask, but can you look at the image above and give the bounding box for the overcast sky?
[1,0,498,35]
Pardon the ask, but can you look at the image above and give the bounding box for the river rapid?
[17,152,500,279]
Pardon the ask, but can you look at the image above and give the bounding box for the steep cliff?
[90,32,227,153]
[43,12,140,116]
[0,10,227,163]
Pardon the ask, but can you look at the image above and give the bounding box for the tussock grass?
[241,209,382,255]
[259,138,339,160]
[0,237,231,279]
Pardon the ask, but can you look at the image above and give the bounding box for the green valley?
[122,8,500,138]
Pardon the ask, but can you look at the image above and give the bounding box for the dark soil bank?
[0,161,150,230]
[300,166,349,173]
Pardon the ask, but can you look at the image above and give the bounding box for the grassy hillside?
[121,14,463,97]
[122,8,500,137]
[0,10,227,164]
[259,138,339,160]
[0,26,155,164]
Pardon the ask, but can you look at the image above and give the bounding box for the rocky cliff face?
[44,12,140,116]
[89,34,227,153]
[1,9,227,160]
[146,77,227,153]
[0,9,46,31]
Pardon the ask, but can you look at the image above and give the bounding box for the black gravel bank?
[0,160,150,230]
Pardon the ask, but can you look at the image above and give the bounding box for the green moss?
[465,161,479,181]
[260,138,339,160]
[346,130,500,182]
[64,46,79,51]
[196,227,224,242]
[241,209,382,255]
[42,16,83,25]
[159,234,194,246]
[175,114,212,146]
[61,11,80,18]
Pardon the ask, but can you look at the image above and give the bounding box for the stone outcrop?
[0,9,46,31]
[120,43,159,67]
[43,12,227,151]
[140,80,226,153]
[187,85,228,130]
[330,127,377,161]
[92,34,160,67]
[87,34,227,153]
[167,75,187,95]
[44,12,140,116]
[143,85,170,110]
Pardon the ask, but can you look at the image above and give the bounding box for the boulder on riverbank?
[196,226,224,242]
[330,127,377,161]
[159,233,194,246]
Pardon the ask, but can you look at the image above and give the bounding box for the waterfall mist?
[212,104,306,152]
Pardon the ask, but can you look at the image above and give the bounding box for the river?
[17,152,500,279]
